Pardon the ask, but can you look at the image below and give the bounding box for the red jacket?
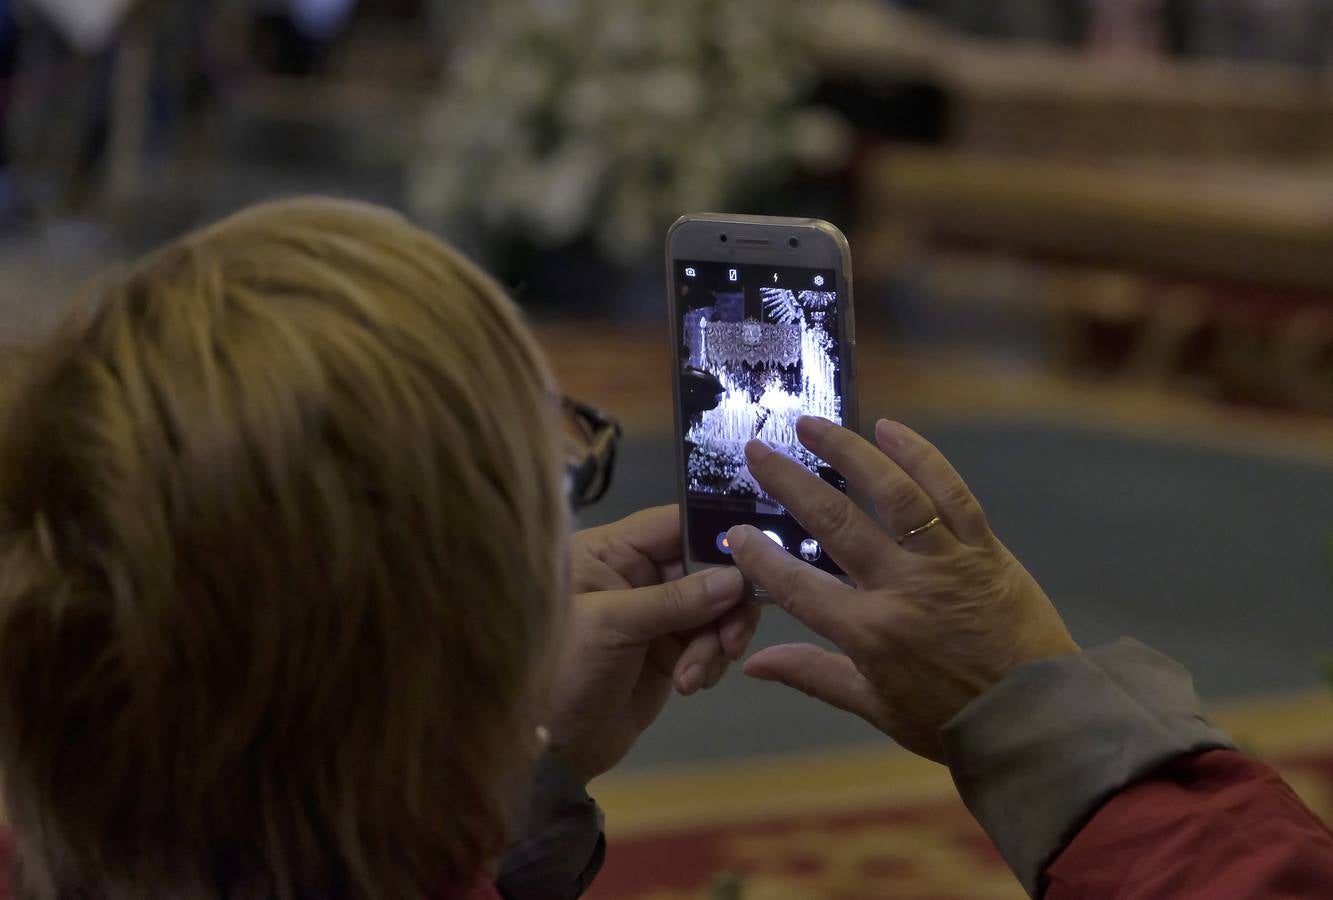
[1046,749,1333,898]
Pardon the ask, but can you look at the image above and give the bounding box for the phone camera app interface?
[675,261,846,574]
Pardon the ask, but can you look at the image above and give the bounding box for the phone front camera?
[718,233,728,243]
[788,237,800,248]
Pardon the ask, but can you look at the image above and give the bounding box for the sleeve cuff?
[940,638,1235,897]
[497,751,606,900]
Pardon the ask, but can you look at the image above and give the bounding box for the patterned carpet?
[585,691,1333,900]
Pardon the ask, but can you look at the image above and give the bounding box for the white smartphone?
[666,213,858,584]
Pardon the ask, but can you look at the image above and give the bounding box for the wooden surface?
[816,1,1333,161]
[816,0,1333,104]
[858,149,1333,294]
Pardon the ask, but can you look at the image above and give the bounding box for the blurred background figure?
[3,1,1333,897]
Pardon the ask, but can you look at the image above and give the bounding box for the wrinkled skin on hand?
[542,506,758,784]
[729,417,1078,762]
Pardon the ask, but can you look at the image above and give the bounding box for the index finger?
[742,441,898,585]
[726,524,865,652]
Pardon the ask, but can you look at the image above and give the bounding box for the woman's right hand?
[727,416,1079,762]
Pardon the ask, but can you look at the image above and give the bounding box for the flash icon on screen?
[728,268,739,282]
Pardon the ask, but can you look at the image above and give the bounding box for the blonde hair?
[0,198,566,898]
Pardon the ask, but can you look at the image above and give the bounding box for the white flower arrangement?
[409,0,851,263]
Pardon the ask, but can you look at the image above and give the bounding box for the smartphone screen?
[673,259,848,575]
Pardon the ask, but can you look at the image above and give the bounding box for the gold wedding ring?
[896,515,942,545]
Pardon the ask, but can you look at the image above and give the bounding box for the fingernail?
[706,567,743,602]
[875,418,904,446]
[797,415,834,437]
[725,526,749,554]
[721,618,749,659]
[745,439,773,463]
[680,664,705,694]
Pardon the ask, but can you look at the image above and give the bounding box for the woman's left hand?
[543,505,759,785]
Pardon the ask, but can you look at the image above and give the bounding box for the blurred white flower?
[563,78,613,129]
[527,144,608,243]
[598,6,648,57]
[790,108,857,172]
[638,68,702,119]
[410,0,852,262]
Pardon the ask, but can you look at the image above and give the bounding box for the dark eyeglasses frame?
[563,396,623,510]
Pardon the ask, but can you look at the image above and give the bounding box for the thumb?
[744,644,883,726]
[596,567,745,644]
